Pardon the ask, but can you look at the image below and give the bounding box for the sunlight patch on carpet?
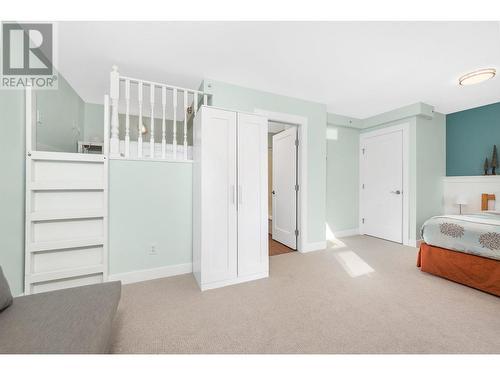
[334,250,375,277]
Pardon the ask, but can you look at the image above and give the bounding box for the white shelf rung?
[29,181,104,191]
[29,151,105,163]
[29,265,104,284]
[30,209,105,221]
[28,237,105,253]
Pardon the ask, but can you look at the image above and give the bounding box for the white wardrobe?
[193,106,269,291]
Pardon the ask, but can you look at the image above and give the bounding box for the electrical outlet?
[148,243,158,256]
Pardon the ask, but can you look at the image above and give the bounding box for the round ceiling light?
[459,68,496,86]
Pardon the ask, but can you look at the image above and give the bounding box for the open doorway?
[268,121,299,256]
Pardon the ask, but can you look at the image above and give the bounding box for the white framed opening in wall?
[254,109,318,252]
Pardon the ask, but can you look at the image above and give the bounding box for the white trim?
[199,271,269,291]
[108,263,193,285]
[443,175,500,183]
[301,241,327,253]
[30,150,104,162]
[334,228,359,238]
[254,109,310,253]
[359,123,411,246]
[109,155,194,164]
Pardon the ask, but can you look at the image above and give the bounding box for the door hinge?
[362,218,365,224]
[295,229,299,237]
[295,184,299,191]
[295,139,299,147]
[362,148,366,155]
[362,183,365,189]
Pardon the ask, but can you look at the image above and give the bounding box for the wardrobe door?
[201,107,238,284]
[237,113,269,277]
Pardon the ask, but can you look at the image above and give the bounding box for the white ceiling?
[58,21,500,118]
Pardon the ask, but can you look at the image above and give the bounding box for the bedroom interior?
[1,19,500,360]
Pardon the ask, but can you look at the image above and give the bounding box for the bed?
[418,193,500,297]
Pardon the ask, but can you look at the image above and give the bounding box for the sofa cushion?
[0,281,121,354]
[0,266,13,312]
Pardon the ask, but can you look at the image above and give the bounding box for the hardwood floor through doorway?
[269,234,294,256]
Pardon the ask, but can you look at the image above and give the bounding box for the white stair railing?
[108,65,209,161]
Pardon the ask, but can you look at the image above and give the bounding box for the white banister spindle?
[203,94,208,105]
[161,87,167,159]
[138,82,143,158]
[109,65,120,157]
[183,90,188,160]
[150,84,155,159]
[103,95,110,157]
[193,92,198,118]
[172,88,178,160]
[124,79,130,158]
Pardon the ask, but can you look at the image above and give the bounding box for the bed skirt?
[417,243,500,297]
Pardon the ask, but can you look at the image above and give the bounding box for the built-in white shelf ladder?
[24,88,109,295]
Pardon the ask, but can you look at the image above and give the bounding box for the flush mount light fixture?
[459,68,496,86]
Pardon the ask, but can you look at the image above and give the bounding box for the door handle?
[272,190,275,195]
[390,190,401,195]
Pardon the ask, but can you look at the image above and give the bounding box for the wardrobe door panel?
[237,113,269,277]
[201,107,238,284]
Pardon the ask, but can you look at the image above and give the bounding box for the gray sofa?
[0,266,121,354]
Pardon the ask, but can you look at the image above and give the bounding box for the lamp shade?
[455,196,468,205]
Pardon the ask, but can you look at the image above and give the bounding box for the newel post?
[109,65,120,157]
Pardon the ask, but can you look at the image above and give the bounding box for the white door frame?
[271,127,298,249]
[254,109,310,253]
[359,123,410,246]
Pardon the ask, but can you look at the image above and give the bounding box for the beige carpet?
[110,235,500,354]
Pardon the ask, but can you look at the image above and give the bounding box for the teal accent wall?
[326,125,359,234]
[0,91,25,296]
[109,160,193,275]
[202,80,327,244]
[446,102,500,176]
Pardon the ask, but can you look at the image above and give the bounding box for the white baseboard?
[108,263,192,285]
[199,271,268,291]
[408,238,419,248]
[300,241,327,253]
[334,228,359,238]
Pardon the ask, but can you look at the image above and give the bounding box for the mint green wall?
[108,160,193,275]
[0,91,25,296]
[202,80,327,244]
[446,102,500,176]
[326,125,359,233]
[416,113,446,233]
[83,103,104,142]
[36,74,85,152]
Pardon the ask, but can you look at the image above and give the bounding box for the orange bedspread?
[418,243,500,297]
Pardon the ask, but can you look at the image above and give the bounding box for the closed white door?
[200,107,238,283]
[272,127,297,249]
[237,113,269,277]
[361,130,403,243]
